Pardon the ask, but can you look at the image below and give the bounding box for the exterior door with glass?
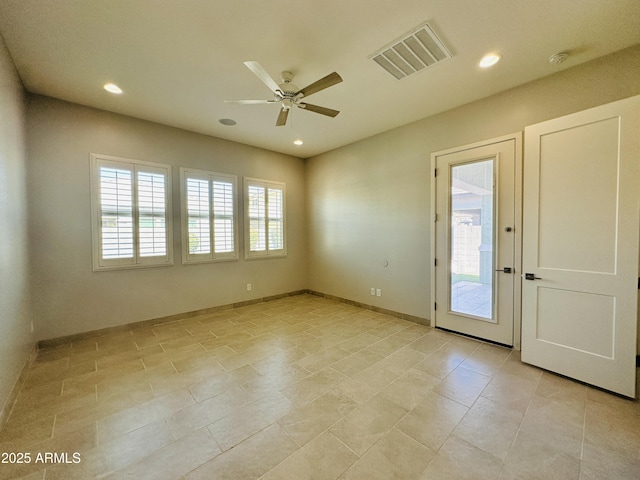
[431,134,521,346]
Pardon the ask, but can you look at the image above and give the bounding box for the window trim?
[90,153,173,271]
[244,177,287,259]
[180,168,239,264]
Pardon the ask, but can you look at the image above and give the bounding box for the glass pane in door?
[450,159,494,320]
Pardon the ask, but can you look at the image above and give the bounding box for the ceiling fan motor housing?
[279,72,299,97]
[278,72,301,109]
[281,71,294,84]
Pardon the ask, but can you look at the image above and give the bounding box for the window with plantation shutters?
[90,154,173,271]
[244,178,286,258]
[180,168,238,263]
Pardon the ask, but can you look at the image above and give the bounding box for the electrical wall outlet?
[247,283,252,291]
[376,288,382,297]
[370,287,376,296]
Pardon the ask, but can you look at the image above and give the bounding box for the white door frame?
[430,133,523,349]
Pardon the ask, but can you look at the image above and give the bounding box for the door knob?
[496,267,513,273]
[524,273,542,280]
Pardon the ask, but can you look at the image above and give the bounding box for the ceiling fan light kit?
[225,61,343,126]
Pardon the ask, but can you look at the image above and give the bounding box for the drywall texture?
[0,34,33,421]
[27,97,307,340]
[306,45,640,350]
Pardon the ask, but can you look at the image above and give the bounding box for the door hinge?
[638,277,640,289]
[434,258,437,267]
[434,302,437,311]
[434,213,438,222]
[434,168,438,177]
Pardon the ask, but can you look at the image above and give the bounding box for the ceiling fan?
[225,61,343,126]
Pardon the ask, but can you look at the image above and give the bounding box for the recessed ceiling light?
[103,83,123,94]
[479,53,501,68]
[293,140,303,146]
[219,118,237,126]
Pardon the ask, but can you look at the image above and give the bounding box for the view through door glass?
[450,159,495,321]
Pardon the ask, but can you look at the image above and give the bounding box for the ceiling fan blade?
[224,99,276,104]
[295,72,343,98]
[243,61,282,94]
[276,107,289,126]
[299,102,340,118]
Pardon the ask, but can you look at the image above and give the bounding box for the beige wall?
[0,34,33,420]
[306,45,640,349]
[27,96,307,340]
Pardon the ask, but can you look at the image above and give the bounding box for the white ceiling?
[1,0,639,158]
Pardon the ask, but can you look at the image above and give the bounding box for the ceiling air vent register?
[370,23,452,80]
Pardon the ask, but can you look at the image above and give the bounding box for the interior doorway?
[521,96,639,397]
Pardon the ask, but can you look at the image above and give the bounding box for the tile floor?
[0,294,638,479]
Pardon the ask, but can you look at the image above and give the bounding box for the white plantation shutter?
[268,188,284,250]
[99,166,134,259]
[248,185,266,252]
[137,170,167,257]
[213,180,235,253]
[186,177,211,255]
[91,154,173,270]
[181,169,238,263]
[245,178,286,258]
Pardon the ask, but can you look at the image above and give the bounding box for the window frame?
[90,153,173,271]
[180,168,239,264]
[244,177,287,259]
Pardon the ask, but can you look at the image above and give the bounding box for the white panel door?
[432,135,522,346]
[521,96,640,398]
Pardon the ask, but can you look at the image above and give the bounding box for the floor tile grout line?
[578,395,588,478]
[422,348,527,476]
[494,361,544,479]
[254,422,305,478]
[261,397,366,478]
